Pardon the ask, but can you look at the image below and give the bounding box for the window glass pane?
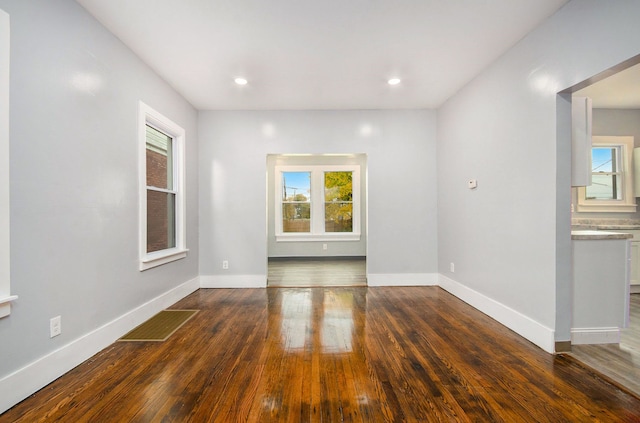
[324,171,352,202]
[147,190,176,253]
[325,172,353,232]
[282,203,311,232]
[146,125,173,190]
[282,172,310,202]
[587,146,621,200]
[592,147,616,172]
[586,174,622,200]
[325,203,352,232]
[282,172,311,233]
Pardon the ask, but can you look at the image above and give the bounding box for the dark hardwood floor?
[3,287,640,422]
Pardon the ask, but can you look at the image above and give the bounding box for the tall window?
[586,146,622,200]
[324,171,353,233]
[146,125,176,252]
[276,165,360,241]
[139,102,187,270]
[281,171,311,233]
[577,136,636,213]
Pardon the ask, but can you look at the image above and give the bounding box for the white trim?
[438,274,555,353]
[0,295,17,319]
[576,136,636,213]
[0,277,199,414]
[276,233,361,242]
[367,273,437,286]
[0,10,11,317]
[571,327,620,345]
[140,248,189,271]
[138,101,187,271]
[199,274,267,288]
[275,165,361,241]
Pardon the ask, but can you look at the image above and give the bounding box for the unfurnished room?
[2,0,640,421]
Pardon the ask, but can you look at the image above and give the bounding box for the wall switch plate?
[450,262,455,273]
[468,179,477,189]
[222,260,229,270]
[50,316,61,338]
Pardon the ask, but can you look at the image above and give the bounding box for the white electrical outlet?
[323,243,328,251]
[222,260,229,270]
[450,262,455,273]
[50,316,61,338]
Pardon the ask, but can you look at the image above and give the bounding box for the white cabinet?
[606,230,640,293]
[572,235,630,344]
[630,239,640,293]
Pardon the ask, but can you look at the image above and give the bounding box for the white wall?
[199,110,438,287]
[437,0,640,352]
[0,0,199,412]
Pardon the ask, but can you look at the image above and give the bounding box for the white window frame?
[577,136,636,213]
[138,102,187,270]
[0,9,16,317]
[275,165,361,242]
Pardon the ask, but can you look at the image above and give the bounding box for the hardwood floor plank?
[570,293,640,397]
[3,286,640,422]
[268,258,367,287]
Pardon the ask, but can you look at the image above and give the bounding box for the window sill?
[576,202,637,213]
[140,248,189,271]
[0,295,18,318]
[276,233,361,242]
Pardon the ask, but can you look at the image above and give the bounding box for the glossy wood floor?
[4,287,640,422]
[571,294,640,396]
[268,258,367,287]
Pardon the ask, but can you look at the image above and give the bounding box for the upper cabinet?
[571,96,592,187]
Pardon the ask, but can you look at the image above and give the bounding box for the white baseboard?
[571,327,621,344]
[199,274,267,288]
[438,274,555,353]
[0,276,200,415]
[367,273,437,287]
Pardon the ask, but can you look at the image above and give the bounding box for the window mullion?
[147,186,178,195]
[312,170,324,235]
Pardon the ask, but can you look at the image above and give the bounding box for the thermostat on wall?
[468,179,477,189]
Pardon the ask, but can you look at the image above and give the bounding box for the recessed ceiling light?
[234,77,248,85]
[388,78,401,86]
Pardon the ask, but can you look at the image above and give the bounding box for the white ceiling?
[574,63,640,109]
[75,0,570,111]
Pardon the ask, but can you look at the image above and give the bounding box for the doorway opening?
[562,55,640,396]
[266,153,368,287]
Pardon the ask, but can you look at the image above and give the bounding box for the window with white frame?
[577,136,636,213]
[139,102,187,270]
[275,165,360,241]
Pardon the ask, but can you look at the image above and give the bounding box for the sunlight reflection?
[70,72,103,95]
[321,290,354,353]
[280,290,312,351]
[262,122,276,138]
[278,289,356,354]
[528,67,561,95]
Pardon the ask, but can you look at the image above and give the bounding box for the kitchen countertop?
[571,219,640,230]
[571,230,634,240]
